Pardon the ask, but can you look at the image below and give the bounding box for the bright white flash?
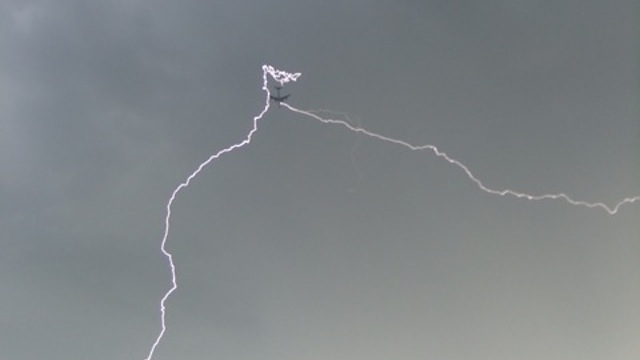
[144,65,638,360]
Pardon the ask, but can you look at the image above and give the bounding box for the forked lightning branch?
[143,65,640,360]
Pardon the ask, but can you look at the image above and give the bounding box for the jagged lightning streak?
[145,64,637,359]
[143,65,301,360]
[280,103,640,215]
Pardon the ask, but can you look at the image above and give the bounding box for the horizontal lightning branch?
[281,103,640,215]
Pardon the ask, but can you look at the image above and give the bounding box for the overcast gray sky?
[2,1,639,359]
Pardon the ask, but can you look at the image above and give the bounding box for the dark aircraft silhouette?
[270,85,290,106]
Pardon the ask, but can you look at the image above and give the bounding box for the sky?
[1,1,639,359]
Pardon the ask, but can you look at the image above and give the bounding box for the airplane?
[269,85,290,106]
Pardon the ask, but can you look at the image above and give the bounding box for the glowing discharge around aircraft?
[144,65,638,360]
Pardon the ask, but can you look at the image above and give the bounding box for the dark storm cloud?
[1,1,639,359]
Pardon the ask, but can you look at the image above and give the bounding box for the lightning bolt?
[143,65,301,360]
[144,64,638,360]
[280,102,640,215]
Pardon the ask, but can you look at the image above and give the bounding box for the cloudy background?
[2,1,639,359]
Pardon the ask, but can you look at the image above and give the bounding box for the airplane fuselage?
[270,86,290,106]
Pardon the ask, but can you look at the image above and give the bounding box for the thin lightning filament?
[143,65,638,360]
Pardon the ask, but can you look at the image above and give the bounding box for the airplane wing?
[270,94,290,102]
